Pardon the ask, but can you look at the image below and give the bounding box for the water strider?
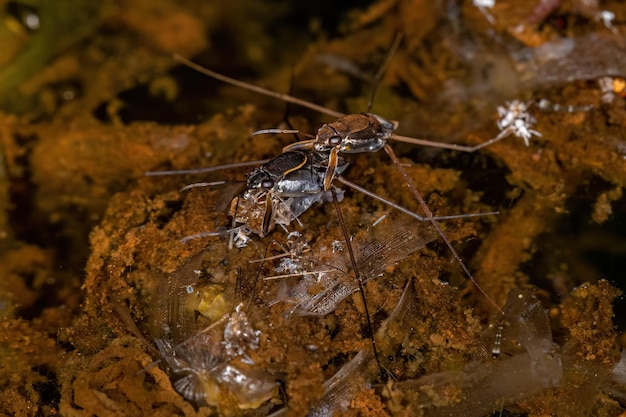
[148,36,513,385]
[169,47,506,315]
[172,148,494,246]
[148,140,496,378]
[148,120,500,379]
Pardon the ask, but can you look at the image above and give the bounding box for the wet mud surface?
[2,0,626,416]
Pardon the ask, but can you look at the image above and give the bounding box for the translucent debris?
[387,289,562,417]
[155,335,277,409]
[308,277,420,416]
[222,303,261,363]
[272,218,437,316]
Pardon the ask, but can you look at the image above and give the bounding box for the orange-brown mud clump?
[1,0,626,416]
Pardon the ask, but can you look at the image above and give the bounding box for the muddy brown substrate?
[1,0,626,416]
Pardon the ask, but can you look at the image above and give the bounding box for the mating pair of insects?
[149,39,527,379]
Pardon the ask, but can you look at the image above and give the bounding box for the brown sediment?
[560,280,622,364]
[1,0,626,416]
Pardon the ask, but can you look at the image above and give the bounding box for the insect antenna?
[179,180,230,191]
[252,128,314,138]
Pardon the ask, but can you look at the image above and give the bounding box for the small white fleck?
[24,13,40,30]
[331,240,344,253]
[372,213,388,227]
[496,100,541,146]
[473,0,495,7]
[595,10,617,33]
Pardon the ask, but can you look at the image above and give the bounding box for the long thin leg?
[391,129,511,153]
[383,144,504,315]
[173,55,518,153]
[330,186,385,379]
[336,176,499,221]
[173,54,344,119]
[146,158,272,176]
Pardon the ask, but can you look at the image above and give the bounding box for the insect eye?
[328,136,341,146]
[261,179,274,189]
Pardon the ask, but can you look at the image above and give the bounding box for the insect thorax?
[314,113,397,154]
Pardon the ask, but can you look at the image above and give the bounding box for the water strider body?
[283,113,397,190]
[228,150,348,246]
[250,100,505,314]
[178,149,350,245]
[177,145,480,245]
